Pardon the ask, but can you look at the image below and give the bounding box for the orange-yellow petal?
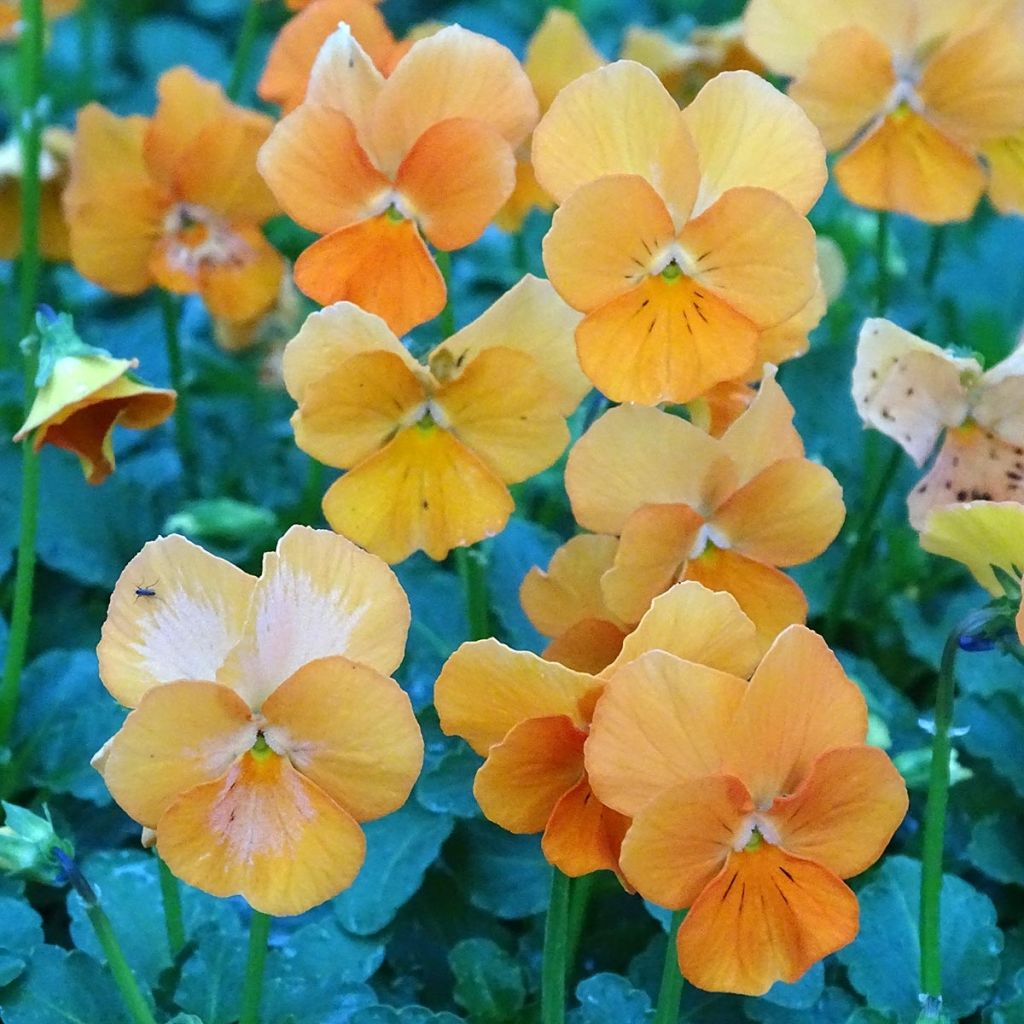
[216,525,410,707]
[257,104,390,234]
[261,655,422,821]
[493,155,554,232]
[683,70,827,214]
[676,845,859,995]
[834,109,986,223]
[100,681,257,827]
[396,118,515,251]
[157,749,366,917]
[473,715,585,833]
[984,131,1024,214]
[725,626,868,806]
[542,620,628,675]
[196,226,285,324]
[711,457,845,566]
[523,7,605,113]
[294,215,445,336]
[586,650,748,816]
[767,745,908,879]
[618,774,752,908]
[542,775,631,878]
[435,347,569,483]
[321,425,513,562]
[97,535,256,708]
[434,638,600,756]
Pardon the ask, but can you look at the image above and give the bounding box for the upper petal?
[97,535,257,707]
[434,638,600,756]
[216,525,410,707]
[524,7,605,112]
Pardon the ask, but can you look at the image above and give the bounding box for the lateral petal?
[542,775,631,878]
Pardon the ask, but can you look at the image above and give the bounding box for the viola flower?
[532,63,825,404]
[565,369,845,648]
[283,275,587,563]
[63,67,284,323]
[921,501,1024,642]
[744,0,1024,222]
[853,318,1024,529]
[436,581,763,878]
[0,127,73,262]
[586,625,908,994]
[519,534,631,674]
[0,0,78,39]
[258,24,538,335]
[93,525,422,916]
[13,310,175,485]
[258,0,411,115]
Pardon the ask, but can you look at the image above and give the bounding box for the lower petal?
[199,227,285,324]
[542,775,632,879]
[676,845,859,995]
[294,216,445,336]
[157,750,367,917]
[322,425,513,562]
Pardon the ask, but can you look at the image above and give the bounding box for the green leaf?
[415,715,483,820]
[350,1008,464,1024]
[570,973,653,1024]
[745,985,857,1024]
[967,813,1024,885]
[0,946,125,1024]
[837,856,1003,1021]
[960,693,1024,796]
[446,819,551,920]
[0,953,27,987]
[334,802,454,935]
[174,921,245,1024]
[0,897,43,955]
[449,938,525,1022]
[759,962,825,1010]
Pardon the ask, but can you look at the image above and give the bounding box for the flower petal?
[322,426,513,562]
[473,715,586,833]
[768,745,908,878]
[157,750,366,917]
[294,216,445,336]
[261,655,422,821]
[586,650,748,816]
[523,8,605,113]
[683,70,827,215]
[435,638,600,755]
[984,131,1024,215]
[725,626,867,805]
[542,775,631,878]
[619,775,752,908]
[97,535,256,707]
[676,845,858,995]
[101,681,257,827]
[542,620,628,675]
[196,227,285,324]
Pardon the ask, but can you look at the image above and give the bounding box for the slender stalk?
[512,229,530,277]
[0,0,46,753]
[85,903,158,1024]
[455,545,491,641]
[156,855,186,958]
[824,442,902,639]
[919,621,964,1004]
[652,910,686,1024]
[226,0,263,102]
[541,869,572,1024]
[566,872,594,972]
[158,290,199,495]
[435,249,456,338]
[77,0,97,97]
[239,911,272,1024]
[922,225,946,294]
[298,457,325,526]
[874,211,890,316]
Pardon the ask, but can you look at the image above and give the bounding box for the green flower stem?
[226,0,263,102]
[824,440,902,639]
[156,855,186,958]
[455,545,491,641]
[922,225,946,294]
[435,249,456,338]
[653,910,686,1024]
[566,871,594,971]
[541,868,572,1024]
[77,0,97,97]
[919,621,964,1003]
[239,910,272,1024]
[874,210,890,316]
[85,902,158,1024]
[0,0,46,754]
[158,290,200,496]
[298,457,325,526]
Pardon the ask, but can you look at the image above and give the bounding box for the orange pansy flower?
[258,0,411,115]
[532,63,825,404]
[283,275,587,563]
[744,0,1024,221]
[0,0,78,39]
[436,581,763,879]
[93,525,422,916]
[63,67,283,323]
[586,625,908,995]
[565,369,845,648]
[258,24,538,335]
[0,127,73,262]
[853,317,1024,529]
[520,534,631,674]
[13,311,175,485]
